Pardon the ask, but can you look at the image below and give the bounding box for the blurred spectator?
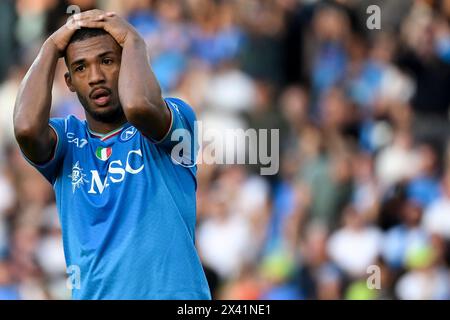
[422,171,450,239]
[327,205,383,278]
[395,241,450,299]
[0,260,21,300]
[375,129,420,192]
[382,200,429,270]
[197,169,255,280]
[308,4,350,103]
[0,0,18,83]
[294,222,342,300]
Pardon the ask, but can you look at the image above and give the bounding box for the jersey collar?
[87,124,127,141]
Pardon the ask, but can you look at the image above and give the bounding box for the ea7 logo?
[67,132,88,148]
[88,149,144,194]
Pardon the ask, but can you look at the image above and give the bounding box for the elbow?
[14,123,34,143]
[122,97,163,123]
[13,118,41,144]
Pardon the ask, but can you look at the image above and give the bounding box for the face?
[65,34,123,124]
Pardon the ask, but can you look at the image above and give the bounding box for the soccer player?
[13,9,211,300]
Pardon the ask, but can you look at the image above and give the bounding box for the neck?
[85,114,127,134]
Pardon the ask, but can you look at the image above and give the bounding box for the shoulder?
[164,97,197,123]
[49,115,85,135]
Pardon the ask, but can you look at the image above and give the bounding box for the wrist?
[42,39,62,58]
[123,32,145,47]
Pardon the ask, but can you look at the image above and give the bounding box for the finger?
[71,13,83,22]
[67,15,86,28]
[75,10,105,21]
[75,14,105,24]
[67,12,105,29]
[71,14,96,22]
[78,20,106,29]
[96,12,115,21]
[85,14,104,21]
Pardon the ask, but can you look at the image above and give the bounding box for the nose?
[88,64,105,86]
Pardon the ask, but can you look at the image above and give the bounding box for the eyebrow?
[70,51,116,68]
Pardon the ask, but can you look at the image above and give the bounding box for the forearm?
[14,40,59,137]
[118,35,165,121]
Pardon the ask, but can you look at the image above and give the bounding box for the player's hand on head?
[47,9,141,57]
[48,10,107,56]
[47,20,77,56]
[77,10,141,47]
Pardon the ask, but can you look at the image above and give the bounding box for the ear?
[64,72,76,92]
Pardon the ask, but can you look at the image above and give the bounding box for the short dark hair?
[69,27,109,44]
[64,28,110,64]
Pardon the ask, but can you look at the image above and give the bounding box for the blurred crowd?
[1,0,450,300]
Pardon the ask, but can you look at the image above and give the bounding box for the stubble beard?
[77,93,126,124]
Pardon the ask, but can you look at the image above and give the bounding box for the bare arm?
[119,34,170,141]
[13,39,60,164]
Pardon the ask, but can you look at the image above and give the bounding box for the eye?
[103,58,113,65]
[74,65,85,72]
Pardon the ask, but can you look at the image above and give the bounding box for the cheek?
[71,80,90,99]
[106,70,120,94]
[109,68,120,85]
[70,76,84,90]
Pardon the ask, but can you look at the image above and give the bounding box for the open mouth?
[90,88,111,106]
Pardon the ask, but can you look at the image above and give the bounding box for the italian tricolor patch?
[95,146,112,161]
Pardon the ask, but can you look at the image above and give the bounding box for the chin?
[89,105,124,123]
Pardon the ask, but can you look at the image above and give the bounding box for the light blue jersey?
[23,98,211,300]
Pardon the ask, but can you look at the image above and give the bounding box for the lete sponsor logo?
[89,149,144,194]
[69,150,145,195]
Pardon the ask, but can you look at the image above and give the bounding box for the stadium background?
[1,0,450,300]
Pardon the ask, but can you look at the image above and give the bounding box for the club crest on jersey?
[95,146,112,161]
[120,126,138,142]
[68,161,89,193]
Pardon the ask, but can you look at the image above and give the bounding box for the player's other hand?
[47,10,106,56]
[76,10,141,47]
